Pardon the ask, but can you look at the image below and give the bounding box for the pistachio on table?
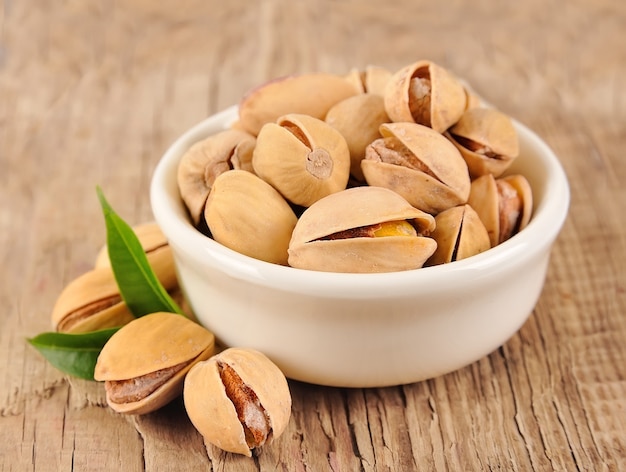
[183,347,291,457]
[94,312,215,415]
[94,221,168,269]
[361,122,471,215]
[288,186,436,273]
[51,246,178,333]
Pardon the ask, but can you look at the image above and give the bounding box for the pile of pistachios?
[40,214,291,457]
[177,59,532,273]
[33,60,535,459]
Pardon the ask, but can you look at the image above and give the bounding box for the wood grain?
[1,0,625,470]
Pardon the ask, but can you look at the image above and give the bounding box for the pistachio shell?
[446,107,519,178]
[177,129,256,225]
[51,246,178,333]
[325,93,389,182]
[183,348,291,457]
[361,122,470,214]
[204,170,297,265]
[94,312,215,415]
[237,73,360,136]
[252,113,350,207]
[345,65,392,96]
[288,186,437,273]
[468,173,533,246]
[345,68,366,93]
[94,222,167,269]
[363,65,393,96]
[426,204,490,266]
[384,60,467,133]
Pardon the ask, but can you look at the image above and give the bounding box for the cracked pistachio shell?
[183,348,291,457]
[94,312,215,415]
[426,204,490,266]
[204,170,297,265]
[445,107,519,178]
[177,129,256,226]
[94,221,167,269]
[288,186,436,273]
[384,59,467,133]
[345,65,393,96]
[252,113,351,207]
[361,122,471,215]
[236,73,360,136]
[325,93,390,182]
[51,247,178,333]
[468,173,533,247]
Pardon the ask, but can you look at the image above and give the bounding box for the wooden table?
[2,1,624,470]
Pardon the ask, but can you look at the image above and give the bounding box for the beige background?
[1,0,624,470]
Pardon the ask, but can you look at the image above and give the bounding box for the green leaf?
[96,186,183,317]
[27,328,120,380]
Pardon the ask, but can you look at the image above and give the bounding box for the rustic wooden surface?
[1,0,625,470]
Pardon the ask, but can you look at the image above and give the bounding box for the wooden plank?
[1,0,625,470]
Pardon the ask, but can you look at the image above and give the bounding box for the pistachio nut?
[183,347,291,457]
[445,107,519,178]
[384,59,467,133]
[325,93,390,182]
[468,173,533,247]
[94,221,168,269]
[94,312,215,415]
[236,73,359,136]
[288,186,436,273]
[361,122,470,215]
[345,65,392,96]
[176,129,256,226]
[51,246,178,333]
[426,204,490,266]
[252,113,351,207]
[204,170,298,265]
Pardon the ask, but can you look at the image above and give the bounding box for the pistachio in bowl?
[150,61,569,387]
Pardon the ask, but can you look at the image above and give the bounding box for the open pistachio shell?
[325,93,390,182]
[204,170,297,265]
[361,122,470,215]
[237,73,360,136]
[384,59,467,133]
[426,204,490,266]
[177,129,256,226]
[468,173,533,247]
[252,113,351,207]
[445,107,519,178]
[94,312,215,415]
[51,247,178,333]
[184,348,291,457]
[288,186,436,273]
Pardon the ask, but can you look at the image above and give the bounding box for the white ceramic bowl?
[150,106,570,388]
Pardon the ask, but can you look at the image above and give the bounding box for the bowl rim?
[150,105,570,298]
